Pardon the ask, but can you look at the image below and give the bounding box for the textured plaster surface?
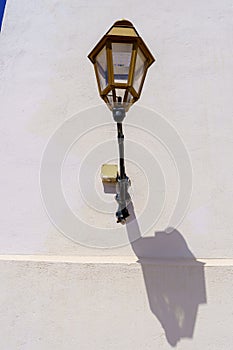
[0,258,233,349]
[0,1,233,348]
[0,1,233,256]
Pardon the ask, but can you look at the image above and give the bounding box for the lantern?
[88,19,155,111]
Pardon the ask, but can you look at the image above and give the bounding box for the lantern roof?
[88,19,155,67]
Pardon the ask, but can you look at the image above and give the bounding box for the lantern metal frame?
[88,20,155,111]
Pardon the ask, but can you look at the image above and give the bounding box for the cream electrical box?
[101,164,118,183]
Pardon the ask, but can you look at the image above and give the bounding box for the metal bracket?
[115,177,131,224]
[112,106,126,122]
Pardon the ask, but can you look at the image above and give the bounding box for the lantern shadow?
[126,202,207,347]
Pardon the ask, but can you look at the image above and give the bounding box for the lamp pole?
[112,99,131,223]
[117,121,126,180]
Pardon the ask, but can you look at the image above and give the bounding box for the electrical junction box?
[101,164,118,183]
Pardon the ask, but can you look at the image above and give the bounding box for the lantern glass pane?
[125,91,133,104]
[107,94,114,106]
[96,46,108,91]
[106,89,133,109]
[112,43,133,84]
[133,48,147,93]
[114,88,127,102]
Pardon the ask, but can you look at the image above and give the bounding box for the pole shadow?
[126,202,207,347]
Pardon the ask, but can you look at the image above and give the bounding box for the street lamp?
[88,19,155,224]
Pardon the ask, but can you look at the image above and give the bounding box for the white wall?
[0,0,233,348]
[1,0,233,256]
[1,256,233,349]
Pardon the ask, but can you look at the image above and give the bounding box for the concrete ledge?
[0,255,233,266]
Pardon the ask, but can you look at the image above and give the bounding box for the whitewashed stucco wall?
[0,0,233,258]
[1,0,233,257]
[1,1,233,349]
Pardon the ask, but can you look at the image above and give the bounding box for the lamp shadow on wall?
[126,202,207,347]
